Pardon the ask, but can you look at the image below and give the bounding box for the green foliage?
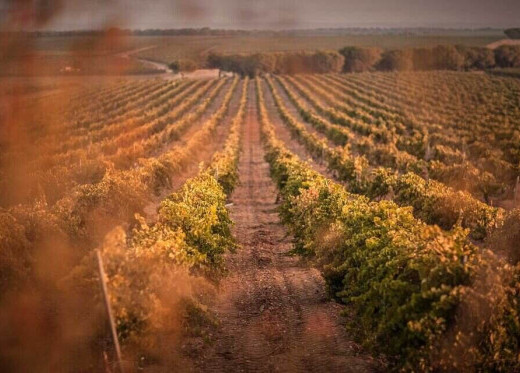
[336,43,520,72]
[339,46,383,72]
[456,45,496,69]
[169,59,198,72]
[494,45,520,68]
[377,49,414,71]
[99,77,247,347]
[208,50,344,76]
[256,76,520,370]
[53,169,148,242]
[207,77,248,194]
[157,174,236,270]
[391,173,502,240]
[273,75,503,241]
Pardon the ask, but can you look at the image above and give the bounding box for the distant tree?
[206,51,343,76]
[412,47,435,70]
[238,54,263,77]
[168,61,180,73]
[432,45,465,70]
[207,53,223,69]
[179,59,198,72]
[504,28,520,39]
[169,59,198,73]
[272,52,293,74]
[339,47,382,72]
[377,49,413,71]
[257,53,277,74]
[310,51,344,73]
[456,46,495,70]
[494,45,520,67]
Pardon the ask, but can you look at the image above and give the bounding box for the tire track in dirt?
[192,81,381,372]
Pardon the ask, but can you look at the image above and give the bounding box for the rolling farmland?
[1,70,519,372]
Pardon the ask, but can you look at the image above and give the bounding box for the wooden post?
[96,250,123,373]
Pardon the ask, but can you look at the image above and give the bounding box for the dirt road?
[190,83,381,372]
[117,46,223,79]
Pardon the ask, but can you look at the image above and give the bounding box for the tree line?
[206,51,344,77]
[340,45,520,72]
[205,45,520,76]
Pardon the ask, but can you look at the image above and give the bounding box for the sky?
[1,0,519,30]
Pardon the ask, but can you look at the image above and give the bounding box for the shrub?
[456,46,496,69]
[339,46,382,72]
[207,51,344,76]
[494,45,520,68]
[377,49,414,71]
[169,59,198,72]
[432,45,465,70]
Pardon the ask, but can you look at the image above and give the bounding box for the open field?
[1,69,519,371]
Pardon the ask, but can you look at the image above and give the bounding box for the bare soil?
[186,83,381,372]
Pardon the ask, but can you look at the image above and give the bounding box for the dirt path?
[117,45,224,79]
[191,82,381,372]
[117,45,173,73]
[117,45,158,58]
